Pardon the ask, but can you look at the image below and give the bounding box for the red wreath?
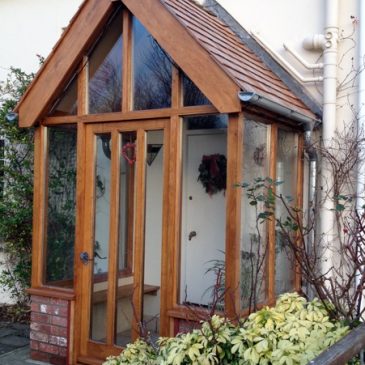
[122,142,136,165]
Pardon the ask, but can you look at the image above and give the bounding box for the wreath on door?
[198,154,227,196]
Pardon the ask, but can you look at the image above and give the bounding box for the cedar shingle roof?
[162,0,318,120]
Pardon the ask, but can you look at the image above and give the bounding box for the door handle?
[188,231,197,241]
[80,251,94,265]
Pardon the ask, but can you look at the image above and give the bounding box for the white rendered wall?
[0,0,83,81]
[217,0,359,114]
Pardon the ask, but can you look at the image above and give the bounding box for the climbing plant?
[0,67,34,304]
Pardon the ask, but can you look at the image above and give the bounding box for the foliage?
[0,67,34,303]
[103,293,348,365]
[240,142,365,326]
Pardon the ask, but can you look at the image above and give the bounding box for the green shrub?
[103,293,349,365]
[0,67,34,304]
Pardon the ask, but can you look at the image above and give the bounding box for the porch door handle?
[188,231,197,241]
[80,251,94,265]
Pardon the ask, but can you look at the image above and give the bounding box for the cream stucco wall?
[217,0,361,124]
[0,0,83,81]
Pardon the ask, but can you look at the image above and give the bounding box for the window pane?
[275,129,298,295]
[90,133,112,342]
[132,17,172,110]
[115,132,137,347]
[142,131,163,341]
[182,72,211,107]
[89,8,123,114]
[180,115,227,309]
[186,114,227,130]
[45,125,77,287]
[241,121,269,310]
[49,76,77,116]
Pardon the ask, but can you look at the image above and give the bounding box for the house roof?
[16,0,320,128]
[162,0,320,120]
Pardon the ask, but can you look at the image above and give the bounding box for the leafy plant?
[103,293,349,365]
[0,67,34,304]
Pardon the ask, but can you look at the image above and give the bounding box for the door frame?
[76,119,169,363]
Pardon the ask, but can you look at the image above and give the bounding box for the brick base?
[30,295,69,365]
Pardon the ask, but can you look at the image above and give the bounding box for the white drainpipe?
[319,0,339,269]
[322,0,339,146]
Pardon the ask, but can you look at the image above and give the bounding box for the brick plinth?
[30,295,69,365]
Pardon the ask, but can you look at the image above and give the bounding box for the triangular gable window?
[45,7,216,118]
[132,17,172,110]
[182,72,211,107]
[88,6,123,114]
[49,76,77,116]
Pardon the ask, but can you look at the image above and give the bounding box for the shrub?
[0,67,34,304]
[103,293,349,365]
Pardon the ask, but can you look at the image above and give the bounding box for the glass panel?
[182,72,211,107]
[49,76,77,116]
[275,129,298,295]
[241,121,269,310]
[132,17,172,110]
[45,125,77,287]
[186,114,227,130]
[89,8,123,114]
[90,133,112,342]
[115,132,137,347]
[142,131,163,341]
[180,115,227,309]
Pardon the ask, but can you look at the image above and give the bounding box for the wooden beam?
[268,125,278,305]
[167,115,183,335]
[31,126,47,288]
[17,0,116,128]
[122,10,132,111]
[43,105,219,125]
[132,128,147,340]
[295,134,304,291]
[225,113,243,317]
[122,0,241,114]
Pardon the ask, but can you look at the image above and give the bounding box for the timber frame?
[19,1,320,364]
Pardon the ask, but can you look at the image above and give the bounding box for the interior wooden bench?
[93,284,159,304]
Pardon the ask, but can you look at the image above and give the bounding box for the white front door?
[181,132,226,306]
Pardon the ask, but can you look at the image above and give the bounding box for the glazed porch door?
[78,121,166,363]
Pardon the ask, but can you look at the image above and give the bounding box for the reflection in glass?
[180,116,227,308]
[275,129,298,295]
[142,131,163,341]
[90,133,112,342]
[182,72,211,107]
[89,8,123,114]
[115,132,137,347]
[185,114,227,130]
[132,17,172,110]
[45,125,77,287]
[49,77,78,116]
[241,121,269,309]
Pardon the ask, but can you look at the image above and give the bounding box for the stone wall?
[29,295,69,365]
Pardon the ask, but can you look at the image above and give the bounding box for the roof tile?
[162,0,316,119]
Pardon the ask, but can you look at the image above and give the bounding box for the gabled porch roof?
[16,0,320,128]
